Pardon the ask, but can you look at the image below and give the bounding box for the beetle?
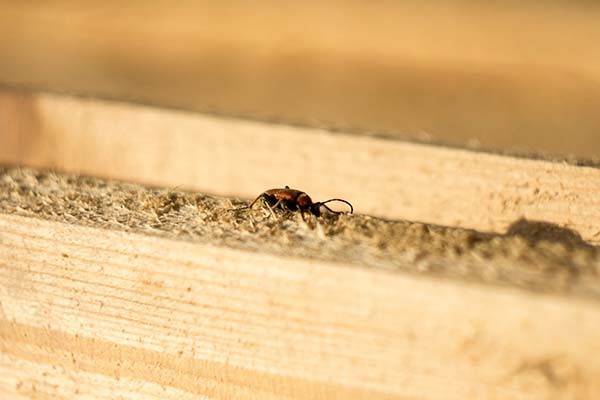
[235,186,353,220]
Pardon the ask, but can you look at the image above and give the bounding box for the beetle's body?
[261,187,313,211]
[239,186,353,219]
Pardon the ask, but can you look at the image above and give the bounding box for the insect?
[236,186,353,220]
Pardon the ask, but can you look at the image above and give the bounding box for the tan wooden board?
[1,214,599,399]
[3,166,599,300]
[2,89,600,246]
[1,2,600,157]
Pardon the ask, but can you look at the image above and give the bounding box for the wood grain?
[1,2,600,157]
[0,215,600,399]
[2,89,600,245]
[1,213,599,399]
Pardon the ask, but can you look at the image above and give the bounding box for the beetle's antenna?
[316,198,353,214]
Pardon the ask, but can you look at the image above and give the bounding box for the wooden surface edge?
[1,213,599,399]
[2,2,600,158]
[1,88,600,245]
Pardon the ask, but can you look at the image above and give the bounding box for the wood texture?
[1,213,599,399]
[2,89,600,245]
[1,2,600,157]
[3,166,599,300]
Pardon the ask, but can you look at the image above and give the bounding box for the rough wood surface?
[2,167,600,299]
[1,2,600,157]
[2,167,600,398]
[2,89,600,246]
[1,214,600,399]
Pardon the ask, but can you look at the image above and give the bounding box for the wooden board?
[1,213,600,399]
[1,2,600,157]
[2,89,600,246]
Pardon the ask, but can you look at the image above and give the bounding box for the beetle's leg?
[231,193,268,212]
[248,194,268,209]
[264,198,283,218]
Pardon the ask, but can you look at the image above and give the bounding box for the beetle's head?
[310,203,322,217]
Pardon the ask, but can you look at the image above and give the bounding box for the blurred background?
[1,0,600,159]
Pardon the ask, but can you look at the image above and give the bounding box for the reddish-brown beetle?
[236,186,353,219]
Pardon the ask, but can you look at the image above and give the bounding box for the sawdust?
[1,166,599,299]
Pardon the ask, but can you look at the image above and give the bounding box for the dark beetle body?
[242,186,353,219]
[261,187,315,212]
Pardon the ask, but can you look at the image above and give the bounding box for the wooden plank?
[2,89,600,245]
[1,2,600,157]
[0,353,201,400]
[1,213,599,399]
[3,165,599,299]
